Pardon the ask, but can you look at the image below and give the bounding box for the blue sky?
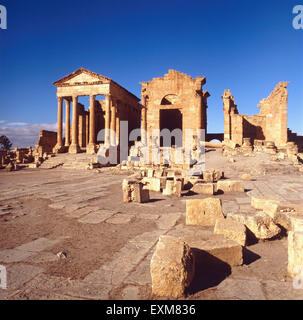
[0,0,302,147]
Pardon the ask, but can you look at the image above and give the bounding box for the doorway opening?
[160,109,183,147]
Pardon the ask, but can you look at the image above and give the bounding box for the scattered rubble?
[227,211,281,240]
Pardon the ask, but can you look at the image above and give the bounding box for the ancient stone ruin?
[1,68,303,300]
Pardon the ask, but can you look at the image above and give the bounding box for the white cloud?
[0,120,6,124]
[6,122,28,126]
[0,123,58,148]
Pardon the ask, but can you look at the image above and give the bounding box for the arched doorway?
[160,109,183,147]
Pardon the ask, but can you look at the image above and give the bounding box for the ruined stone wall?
[243,115,266,142]
[258,82,288,146]
[141,70,209,146]
[223,82,289,147]
[35,130,57,155]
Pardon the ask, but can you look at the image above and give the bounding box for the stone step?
[39,153,97,170]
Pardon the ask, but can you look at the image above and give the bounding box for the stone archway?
[206,133,224,142]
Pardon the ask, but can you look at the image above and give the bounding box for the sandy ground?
[0,149,303,300]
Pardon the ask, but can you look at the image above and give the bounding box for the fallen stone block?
[250,197,294,221]
[241,173,253,181]
[217,180,245,193]
[28,163,39,168]
[223,139,237,149]
[183,235,243,266]
[251,196,278,211]
[228,211,281,240]
[162,178,182,197]
[142,177,161,192]
[264,202,296,220]
[214,217,247,246]
[150,236,195,298]
[288,231,303,278]
[122,179,150,203]
[203,169,222,183]
[213,170,224,182]
[186,198,224,226]
[183,176,203,190]
[174,178,183,197]
[191,183,214,195]
[162,179,174,196]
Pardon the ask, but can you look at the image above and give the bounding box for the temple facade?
[52,68,141,154]
[140,69,210,147]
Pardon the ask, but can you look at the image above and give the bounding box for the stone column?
[141,106,147,145]
[69,96,80,154]
[105,95,111,145]
[110,99,117,146]
[79,114,84,148]
[54,97,64,153]
[65,98,71,147]
[85,113,89,147]
[116,108,120,146]
[87,95,96,154]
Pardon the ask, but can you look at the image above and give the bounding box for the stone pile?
[151,194,303,298]
[121,164,246,199]
[0,146,37,171]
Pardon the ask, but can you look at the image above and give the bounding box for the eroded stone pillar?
[69,96,81,154]
[110,99,117,146]
[141,106,147,145]
[85,113,89,147]
[54,97,64,153]
[65,98,71,147]
[105,95,111,145]
[196,96,203,142]
[116,109,120,146]
[87,95,96,154]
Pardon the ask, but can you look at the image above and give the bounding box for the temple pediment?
[54,68,111,87]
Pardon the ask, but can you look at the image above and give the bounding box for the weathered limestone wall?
[35,130,57,155]
[141,70,209,146]
[223,82,289,148]
[258,82,288,147]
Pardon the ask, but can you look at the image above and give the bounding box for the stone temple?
[34,67,302,160]
[2,68,303,301]
[52,68,142,154]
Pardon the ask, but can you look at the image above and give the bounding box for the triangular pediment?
[54,68,111,86]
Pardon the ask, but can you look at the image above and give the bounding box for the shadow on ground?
[187,249,231,294]
[242,247,261,265]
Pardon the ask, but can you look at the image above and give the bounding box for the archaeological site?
[1,67,303,301]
